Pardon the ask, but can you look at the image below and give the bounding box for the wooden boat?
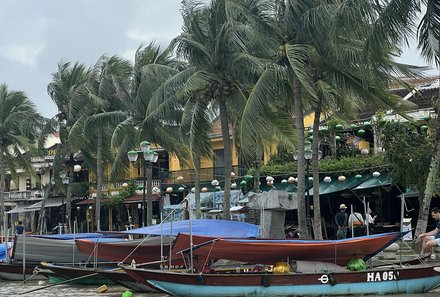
[75,236,174,264]
[37,262,115,286]
[171,232,405,266]
[122,263,440,296]
[96,268,154,292]
[76,219,260,264]
[13,234,119,264]
[0,262,45,281]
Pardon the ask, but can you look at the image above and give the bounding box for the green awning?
[308,174,371,196]
[353,172,391,190]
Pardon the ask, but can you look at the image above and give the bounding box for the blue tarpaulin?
[113,219,260,237]
[31,233,120,240]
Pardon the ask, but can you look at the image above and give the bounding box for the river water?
[1,280,440,297]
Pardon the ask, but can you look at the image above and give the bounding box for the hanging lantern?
[372,171,380,178]
[178,186,185,193]
[266,176,274,182]
[230,171,235,177]
[122,182,128,188]
[287,176,295,184]
[307,130,313,136]
[350,124,357,129]
[201,187,208,192]
[176,176,184,183]
[355,174,362,180]
[338,175,346,182]
[240,180,247,187]
[166,187,173,193]
[335,124,343,130]
[421,125,428,132]
[211,179,219,186]
[357,129,365,137]
[231,182,237,189]
[214,185,221,191]
[244,175,253,183]
[363,122,371,129]
[191,187,195,193]
[335,135,341,141]
[323,176,331,183]
[423,115,431,121]
[267,181,274,186]
[281,179,288,185]
[308,177,313,182]
[360,148,369,156]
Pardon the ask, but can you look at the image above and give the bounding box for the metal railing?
[4,191,32,201]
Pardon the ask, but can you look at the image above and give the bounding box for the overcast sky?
[0,1,437,118]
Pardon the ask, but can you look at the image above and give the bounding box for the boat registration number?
[366,271,399,282]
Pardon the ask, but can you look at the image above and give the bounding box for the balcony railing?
[4,191,32,201]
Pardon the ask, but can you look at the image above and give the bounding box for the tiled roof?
[356,77,439,120]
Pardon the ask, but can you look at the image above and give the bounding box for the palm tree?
[70,55,132,231]
[0,83,41,260]
[47,62,91,233]
[240,0,419,238]
[110,43,187,226]
[164,0,268,220]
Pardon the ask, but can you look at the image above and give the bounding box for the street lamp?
[60,172,69,234]
[128,141,159,226]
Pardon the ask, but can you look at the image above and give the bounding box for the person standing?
[348,206,365,237]
[16,221,25,235]
[366,208,377,234]
[335,204,348,239]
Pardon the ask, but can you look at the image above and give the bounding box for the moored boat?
[123,263,440,296]
[38,262,115,286]
[171,231,405,266]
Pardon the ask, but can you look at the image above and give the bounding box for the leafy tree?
[0,84,41,260]
[47,62,91,232]
[70,55,132,231]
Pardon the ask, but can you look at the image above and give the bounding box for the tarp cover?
[32,233,120,240]
[106,219,260,237]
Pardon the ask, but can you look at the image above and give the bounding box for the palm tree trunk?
[415,100,440,237]
[292,72,308,239]
[95,133,103,231]
[312,109,323,239]
[254,145,263,192]
[194,156,201,219]
[0,155,8,262]
[66,165,73,233]
[37,181,52,234]
[218,97,232,220]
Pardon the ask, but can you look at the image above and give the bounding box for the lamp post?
[294,141,313,237]
[60,172,69,234]
[128,141,159,226]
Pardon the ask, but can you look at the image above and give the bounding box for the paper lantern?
[338,175,346,182]
[288,177,295,184]
[231,182,237,189]
[176,176,184,182]
[201,187,208,192]
[323,176,331,183]
[372,171,380,178]
[166,187,173,193]
[266,176,274,182]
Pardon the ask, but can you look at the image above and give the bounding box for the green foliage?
[382,121,433,192]
[106,182,137,206]
[71,182,89,197]
[258,154,386,177]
